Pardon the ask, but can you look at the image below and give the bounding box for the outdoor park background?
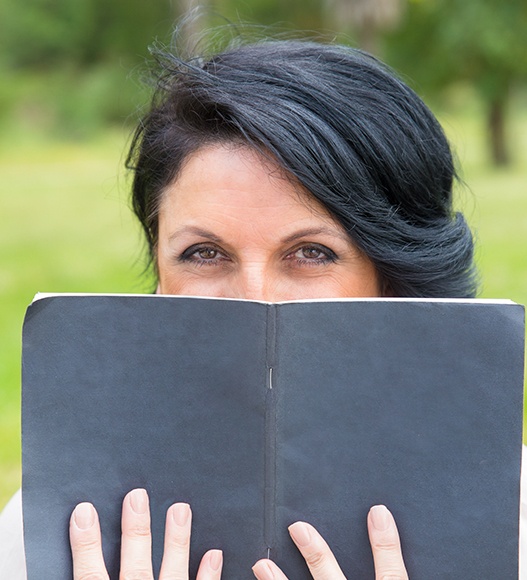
[0,0,526,510]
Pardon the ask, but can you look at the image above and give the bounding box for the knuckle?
[125,522,151,538]
[378,575,407,580]
[73,535,102,550]
[305,549,327,571]
[167,530,191,551]
[371,538,401,552]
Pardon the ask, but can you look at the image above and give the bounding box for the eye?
[178,244,230,266]
[197,248,218,260]
[298,247,325,260]
[285,244,337,266]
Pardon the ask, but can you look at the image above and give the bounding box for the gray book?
[22,294,525,578]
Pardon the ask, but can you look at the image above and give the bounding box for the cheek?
[157,270,229,297]
[317,261,381,299]
[268,267,381,301]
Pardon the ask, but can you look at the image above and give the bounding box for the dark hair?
[127,39,478,298]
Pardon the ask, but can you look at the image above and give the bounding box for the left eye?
[297,247,326,260]
[286,245,336,265]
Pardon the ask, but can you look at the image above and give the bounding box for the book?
[21,294,525,579]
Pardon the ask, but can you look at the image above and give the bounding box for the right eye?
[178,244,230,267]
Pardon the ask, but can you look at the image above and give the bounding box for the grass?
[0,129,152,508]
[0,106,526,510]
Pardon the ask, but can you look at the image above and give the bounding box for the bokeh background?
[1,0,526,509]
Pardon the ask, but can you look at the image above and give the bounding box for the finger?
[69,502,110,580]
[252,558,289,580]
[120,488,154,580]
[367,505,408,580]
[196,549,223,579]
[159,503,192,580]
[288,522,346,580]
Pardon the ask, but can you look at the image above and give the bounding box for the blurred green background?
[1,0,526,509]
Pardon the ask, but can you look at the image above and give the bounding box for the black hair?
[127,39,478,298]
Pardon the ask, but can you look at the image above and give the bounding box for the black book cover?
[22,295,525,578]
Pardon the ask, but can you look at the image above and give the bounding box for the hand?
[69,488,222,579]
[70,491,407,579]
[252,505,408,580]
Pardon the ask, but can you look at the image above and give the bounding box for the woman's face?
[157,145,380,301]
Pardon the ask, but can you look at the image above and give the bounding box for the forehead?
[159,144,332,221]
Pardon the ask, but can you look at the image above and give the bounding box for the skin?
[156,145,380,300]
[69,144,408,579]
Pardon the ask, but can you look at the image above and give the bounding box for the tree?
[324,0,405,55]
[0,0,172,69]
[213,0,324,36]
[385,0,527,166]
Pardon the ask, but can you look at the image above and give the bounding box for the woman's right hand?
[252,505,408,580]
[69,488,223,579]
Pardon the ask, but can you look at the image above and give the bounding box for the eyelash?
[178,244,229,267]
[178,243,338,267]
[285,244,338,266]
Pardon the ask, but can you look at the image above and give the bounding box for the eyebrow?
[168,226,224,244]
[280,227,350,244]
[168,225,350,245]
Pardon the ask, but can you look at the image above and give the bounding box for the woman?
[1,38,523,578]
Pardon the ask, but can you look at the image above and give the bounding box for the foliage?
[0,64,153,138]
[0,0,174,135]
[384,0,527,164]
[387,0,527,92]
[212,0,324,34]
[0,0,173,69]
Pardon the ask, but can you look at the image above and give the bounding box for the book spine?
[264,304,277,558]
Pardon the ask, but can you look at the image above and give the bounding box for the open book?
[22,294,525,578]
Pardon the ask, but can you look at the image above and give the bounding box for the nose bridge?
[236,262,272,302]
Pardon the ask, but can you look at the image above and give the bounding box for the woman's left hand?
[252,505,408,579]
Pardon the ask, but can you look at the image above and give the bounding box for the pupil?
[303,247,320,259]
[199,248,216,259]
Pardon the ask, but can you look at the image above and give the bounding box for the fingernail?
[252,560,275,580]
[209,549,223,572]
[172,502,190,526]
[73,502,95,530]
[370,505,391,531]
[129,488,148,514]
[288,522,311,547]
